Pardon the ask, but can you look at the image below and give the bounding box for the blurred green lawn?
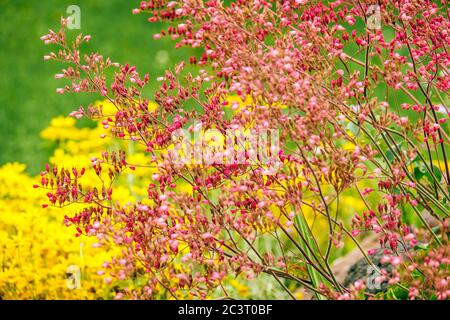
[0,0,194,174]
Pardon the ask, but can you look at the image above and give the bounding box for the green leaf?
[428,165,442,184]
[414,243,429,251]
[293,211,328,300]
[413,163,427,180]
[413,163,442,185]
[384,141,404,163]
[386,149,395,163]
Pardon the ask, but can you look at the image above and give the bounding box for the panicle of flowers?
[39,0,450,299]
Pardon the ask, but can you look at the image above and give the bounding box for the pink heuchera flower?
[39,0,450,300]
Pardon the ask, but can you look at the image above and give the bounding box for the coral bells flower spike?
[39,0,450,300]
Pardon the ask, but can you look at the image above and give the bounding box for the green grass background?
[0,0,194,174]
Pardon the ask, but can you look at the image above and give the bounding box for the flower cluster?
[38,0,450,299]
